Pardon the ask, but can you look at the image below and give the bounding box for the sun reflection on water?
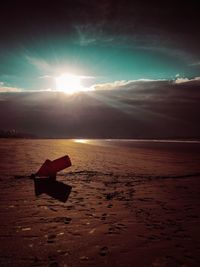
[74,139,89,144]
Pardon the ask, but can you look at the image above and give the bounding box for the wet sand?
[0,139,200,266]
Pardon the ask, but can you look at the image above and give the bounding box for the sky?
[0,0,200,138]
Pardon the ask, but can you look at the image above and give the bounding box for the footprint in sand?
[106,223,127,234]
[99,246,109,256]
[48,254,58,267]
[53,217,72,224]
[49,261,58,267]
[101,213,107,220]
[80,256,89,261]
[47,234,56,243]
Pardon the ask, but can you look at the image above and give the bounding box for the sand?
[0,139,200,266]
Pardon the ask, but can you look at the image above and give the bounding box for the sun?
[55,73,83,94]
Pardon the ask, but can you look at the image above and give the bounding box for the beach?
[0,139,200,266]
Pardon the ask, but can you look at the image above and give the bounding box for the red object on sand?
[36,155,72,177]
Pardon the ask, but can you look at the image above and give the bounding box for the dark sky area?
[0,0,200,138]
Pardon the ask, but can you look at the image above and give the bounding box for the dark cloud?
[0,79,200,139]
[1,0,200,56]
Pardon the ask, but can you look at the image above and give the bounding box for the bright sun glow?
[55,73,84,94]
[74,139,89,144]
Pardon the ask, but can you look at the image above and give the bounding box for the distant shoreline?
[1,137,200,144]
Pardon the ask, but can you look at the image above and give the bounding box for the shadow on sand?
[34,178,72,203]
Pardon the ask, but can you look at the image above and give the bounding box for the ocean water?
[0,138,200,179]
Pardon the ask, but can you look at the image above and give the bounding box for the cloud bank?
[0,84,22,92]
[0,77,200,139]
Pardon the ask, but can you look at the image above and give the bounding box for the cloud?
[190,61,200,66]
[26,55,52,72]
[174,77,190,84]
[74,24,115,47]
[39,75,52,79]
[90,79,168,91]
[90,80,132,91]
[174,76,200,84]
[0,85,22,92]
[0,83,53,93]
[90,76,200,91]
